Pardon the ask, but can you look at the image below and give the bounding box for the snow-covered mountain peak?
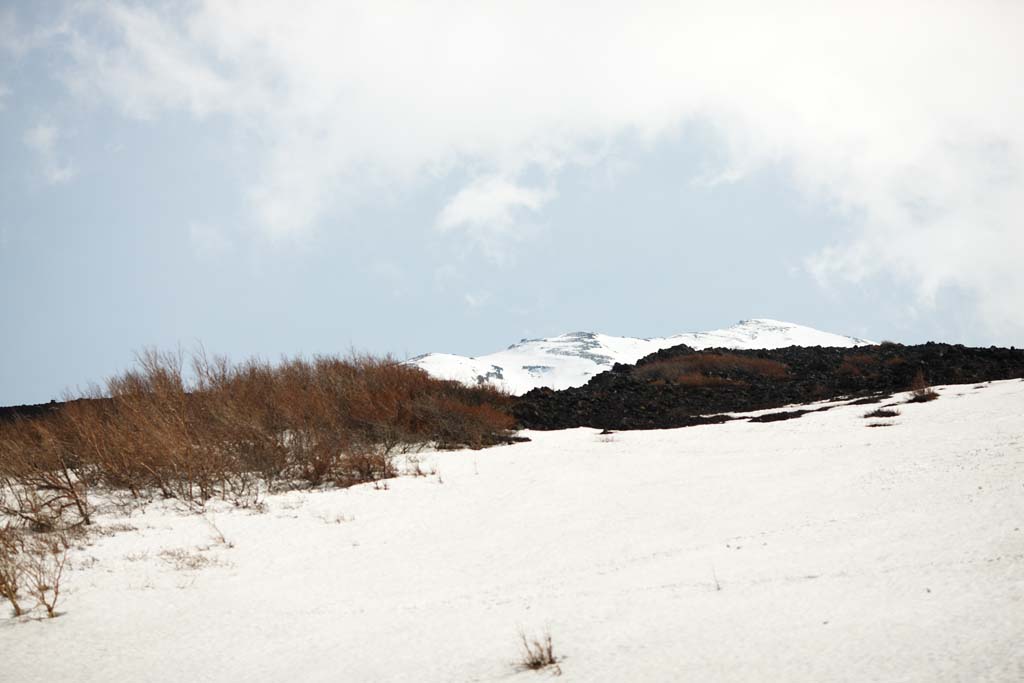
[502,330,616,366]
[688,318,872,348]
[411,319,872,395]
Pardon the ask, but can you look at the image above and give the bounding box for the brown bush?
[0,526,26,616]
[670,372,746,388]
[907,370,939,403]
[837,353,880,378]
[0,349,515,517]
[412,395,517,449]
[0,526,68,618]
[635,353,788,384]
[0,416,92,529]
[24,533,68,618]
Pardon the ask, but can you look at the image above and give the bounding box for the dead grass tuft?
[517,629,561,674]
[158,548,220,571]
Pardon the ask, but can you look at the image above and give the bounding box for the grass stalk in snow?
[517,628,560,674]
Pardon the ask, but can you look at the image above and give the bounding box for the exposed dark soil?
[513,342,1024,430]
[848,395,890,406]
[748,407,835,423]
[863,408,901,419]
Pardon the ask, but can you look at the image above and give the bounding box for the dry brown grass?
[158,547,221,571]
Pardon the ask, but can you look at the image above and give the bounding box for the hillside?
[514,341,1024,430]
[410,319,870,394]
[3,380,1023,681]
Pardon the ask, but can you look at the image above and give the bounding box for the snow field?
[3,380,1023,681]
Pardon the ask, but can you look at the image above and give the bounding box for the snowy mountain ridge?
[410,318,872,395]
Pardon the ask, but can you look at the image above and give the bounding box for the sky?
[1,1,1022,405]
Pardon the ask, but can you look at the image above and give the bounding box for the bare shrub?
[335,449,395,488]
[0,480,61,533]
[24,533,69,618]
[0,349,515,512]
[0,352,512,518]
[413,393,516,449]
[0,528,71,619]
[517,628,560,674]
[907,370,939,403]
[0,416,92,529]
[192,353,286,496]
[0,526,27,616]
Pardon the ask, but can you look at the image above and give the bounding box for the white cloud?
[436,175,553,257]
[23,123,76,184]
[0,83,10,110]
[62,4,234,120]
[38,1,1024,336]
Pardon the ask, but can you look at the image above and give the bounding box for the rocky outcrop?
[512,342,1024,430]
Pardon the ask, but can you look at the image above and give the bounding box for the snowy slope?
[4,380,1022,681]
[411,318,872,394]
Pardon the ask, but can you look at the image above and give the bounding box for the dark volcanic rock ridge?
[512,342,1024,430]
